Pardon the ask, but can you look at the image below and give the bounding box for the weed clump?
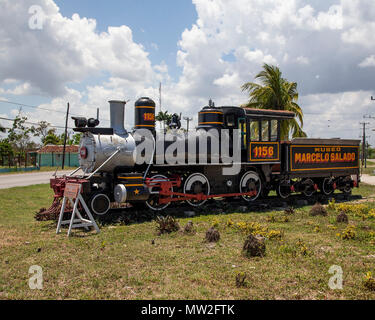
[363,272,375,291]
[336,212,349,223]
[235,272,248,288]
[296,239,310,256]
[155,216,180,235]
[313,225,321,233]
[205,227,220,242]
[309,203,327,217]
[337,225,356,240]
[242,234,266,257]
[284,207,295,215]
[183,221,196,234]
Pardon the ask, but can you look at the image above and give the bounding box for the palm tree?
[241,63,306,140]
[156,111,172,132]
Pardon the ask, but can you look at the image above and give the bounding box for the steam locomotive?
[51,97,360,215]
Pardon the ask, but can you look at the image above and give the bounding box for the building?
[37,145,79,167]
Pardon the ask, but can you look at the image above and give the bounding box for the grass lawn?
[0,184,375,300]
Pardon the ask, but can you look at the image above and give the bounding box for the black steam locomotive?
[54,97,360,215]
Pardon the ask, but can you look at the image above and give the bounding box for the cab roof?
[244,108,295,119]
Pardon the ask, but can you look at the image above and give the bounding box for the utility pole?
[62,102,70,170]
[183,116,193,132]
[159,82,162,113]
[360,121,370,168]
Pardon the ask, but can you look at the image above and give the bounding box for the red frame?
[145,175,257,205]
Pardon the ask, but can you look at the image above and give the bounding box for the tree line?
[0,113,81,166]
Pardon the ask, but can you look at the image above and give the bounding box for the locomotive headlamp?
[87,118,100,128]
[80,146,88,159]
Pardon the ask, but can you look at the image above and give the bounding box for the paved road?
[361,174,375,186]
[0,170,82,189]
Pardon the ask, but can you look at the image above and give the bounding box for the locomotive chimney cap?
[108,100,127,104]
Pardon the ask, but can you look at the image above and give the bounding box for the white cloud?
[0,0,155,96]
[296,56,310,65]
[301,90,372,142]
[359,55,375,68]
[213,72,241,88]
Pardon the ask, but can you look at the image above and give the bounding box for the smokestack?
[109,100,126,135]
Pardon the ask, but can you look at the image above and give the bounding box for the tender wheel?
[321,178,334,196]
[302,179,316,197]
[341,177,352,194]
[90,193,111,216]
[146,174,172,211]
[277,184,291,199]
[240,171,262,202]
[183,173,210,207]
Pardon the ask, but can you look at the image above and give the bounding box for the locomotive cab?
[244,108,295,164]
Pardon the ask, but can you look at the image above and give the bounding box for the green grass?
[0,184,375,299]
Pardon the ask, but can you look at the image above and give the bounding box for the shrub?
[281,215,290,223]
[297,239,310,256]
[336,212,349,223]
[235,272,248,288]
[363,272,375,291]
[211,219,220,228]
[183,221,196,234]
[334,204,370,220]
[205,227,220,242]
[155,216,180,235]
[242,234,266,257]
[309,203,327,216]
[337,225,356,240]
[227,220,283,240]
[267,230,283,240]
[226,218,234,227]
[284,207,295,215]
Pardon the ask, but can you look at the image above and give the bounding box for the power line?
[0,116,73,130]
[0,99,110,122]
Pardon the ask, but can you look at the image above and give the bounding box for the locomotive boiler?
[51,96,360,216]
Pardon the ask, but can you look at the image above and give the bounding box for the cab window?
[270,120,278,141]
[250,121,260,141]
[261,120,269,141]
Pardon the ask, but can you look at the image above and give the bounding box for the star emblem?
[134,188,140,195]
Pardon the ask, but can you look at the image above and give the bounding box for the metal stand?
[56,183,100,237]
